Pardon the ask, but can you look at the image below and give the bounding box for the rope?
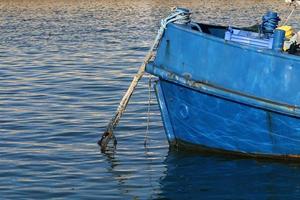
[144,74,152,147]
[283,3,297,25]
[98,7,192,153]
[142,8,191,147]
[150,8,191,53]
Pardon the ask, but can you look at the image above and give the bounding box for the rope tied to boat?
[150,7,192,53]
[283,0,300,25]
[98,7,192,153]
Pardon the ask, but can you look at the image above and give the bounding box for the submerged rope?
[144,74,152,147]
[99,7,192,153]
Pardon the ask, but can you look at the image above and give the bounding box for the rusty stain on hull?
[266,112,276,145]
[175,139,300,162]
[170,71,297,111]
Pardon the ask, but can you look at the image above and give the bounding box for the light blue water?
[1,0,300,199]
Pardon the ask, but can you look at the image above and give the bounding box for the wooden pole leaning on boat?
[98,49,157,152]
[98,7,192,152]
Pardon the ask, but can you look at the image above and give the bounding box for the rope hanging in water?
[144,74,152,147]
[98,7,192,153]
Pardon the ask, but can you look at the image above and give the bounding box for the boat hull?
[147,22,300,159]
[155,79,300,158]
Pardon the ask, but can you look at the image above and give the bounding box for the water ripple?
[0,0,299,199]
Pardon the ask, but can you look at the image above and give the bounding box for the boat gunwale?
[169,23,300,62]
[147,63,300,118]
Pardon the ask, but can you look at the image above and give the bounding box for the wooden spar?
[98,32,163,152]
[98,7,191,152]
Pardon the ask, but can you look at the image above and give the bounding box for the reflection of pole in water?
[102,144,166,199]
[103,150,127,186]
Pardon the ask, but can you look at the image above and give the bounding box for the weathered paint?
[154,23,300,106]
[147,22,300,158]
[147,63,300,117]
[154,81,176,145]
[155,80,300,157]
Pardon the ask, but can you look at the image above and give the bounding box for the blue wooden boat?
[146,9,300,159]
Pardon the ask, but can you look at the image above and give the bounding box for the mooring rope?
[144,74,152,147]
[283,4,297,25]
[151,8,192,55]
[98,7,192,153]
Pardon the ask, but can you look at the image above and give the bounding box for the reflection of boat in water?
[146,7,300,159]
[158,150,300,199]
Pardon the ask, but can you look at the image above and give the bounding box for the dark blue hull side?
[155,79,300,157]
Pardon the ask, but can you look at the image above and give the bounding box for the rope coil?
[152,8,192,52]
[261,11,281,35]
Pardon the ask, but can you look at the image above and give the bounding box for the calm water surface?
[1,0,300,199]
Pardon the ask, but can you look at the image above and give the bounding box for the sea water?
[0,0,300,199]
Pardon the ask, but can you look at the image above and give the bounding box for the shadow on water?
[158,149,300,199]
